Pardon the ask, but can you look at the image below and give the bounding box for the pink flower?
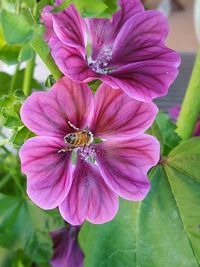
[42,0,180,102]
[19,77,159,225]
[168,104,180,121]
[169,105,200,136]
[50,227,83,267]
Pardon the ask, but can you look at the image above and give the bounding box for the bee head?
[64,133,76,144]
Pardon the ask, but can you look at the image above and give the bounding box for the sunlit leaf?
[52,0,119,18]
[74,0,107,17]
[11,126,35,148]
[1,9,33,44]
[18,45,35,62]
[0,30,21,65]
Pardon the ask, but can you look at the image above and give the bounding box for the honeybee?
[58,121,93,153]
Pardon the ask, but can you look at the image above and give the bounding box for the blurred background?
[144,0,198,52]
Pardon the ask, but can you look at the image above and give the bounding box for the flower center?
[78,146,96,164]
[58,121,96,164]
[87,46,116,74]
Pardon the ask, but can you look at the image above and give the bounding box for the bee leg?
[82,144,86,152]
[68,121,80,131]
[58,147,73,154]
[82,144,90,153]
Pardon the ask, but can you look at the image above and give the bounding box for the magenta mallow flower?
[169,105,200,136]
[19,77,159,225]
[42,0,180,102]
[50,227,83,267]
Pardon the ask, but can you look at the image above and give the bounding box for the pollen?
[87,46,114,74]
[79,146,96,164]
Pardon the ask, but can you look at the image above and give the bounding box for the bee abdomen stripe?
[76,134,84,146]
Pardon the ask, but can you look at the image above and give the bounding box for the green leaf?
[1,9,34,44]
[45,74,56,88]
[0,248,32,267]
[148,112,181,155]
[0,30,21,65]
[52,0,118,18]
[11,126,35,148]
[0,90,36,145]
[79,137,200,267]
[0,194,53,263]
[18,44,35,62]
[100,0,119,18]
[88,80,102,93]
[0,94,23,128]
[93,137,103,144]
[14,89,26,98]
[74,0,107,17]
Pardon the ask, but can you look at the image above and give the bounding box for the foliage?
[148,112,181,156]
[52,0,118,17]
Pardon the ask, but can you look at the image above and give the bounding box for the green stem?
[9,64,20,94]
[13,174,26,196]
[1,145,10,154]
[16,0,20,14]
[31,33,63,80]
[176,48,200,140]
[0,174,12,190]
[23,54,36,96]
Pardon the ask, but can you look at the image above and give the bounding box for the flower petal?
[41,5,56,41]
[85,18,113,60]
[86,0,144,59]
[59,156,119,225]
[19,136,73,209]
[98,10,180,102]
[49,37,98,82]
[52,4,86,54]
[112,0,144,32]
[108,57,180,102]
[112,10,169,64]
[20,76,94,137]
[96,135,160,201]
[42,6,96,82]
[90,83,158,139]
